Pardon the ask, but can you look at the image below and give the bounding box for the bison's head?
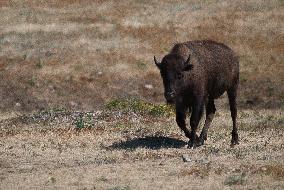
[154,54,193,104]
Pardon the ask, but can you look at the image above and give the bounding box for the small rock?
[15,102,21,107]
[5,145,13,150]
[70,101,78,107]
[144,84,153,90]
[182,154,191,162]
[48,85,54,90]
[45,51,54,57]
[24,53,32,60]
[260,166,267,171]
[98,71,103,75]
[197,158,211,165]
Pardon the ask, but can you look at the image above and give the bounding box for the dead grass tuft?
[256,165,284,180]
[0,0,283,111]
[224,174,246,186]
[179,166,210,179]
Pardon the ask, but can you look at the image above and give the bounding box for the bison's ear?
[154,56,161,69]
[183,55,193,71]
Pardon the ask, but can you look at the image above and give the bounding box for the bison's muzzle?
[164,91,176,104]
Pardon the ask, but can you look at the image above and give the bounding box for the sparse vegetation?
[224,174,246,186]
[75,115,85,129]
[27,76,37,87]
[0,0,283,111]
[35,59,43,69]
[108,186,131,190]
[74,112,94,129]
[135,60,147,70]
[256,165,284,180]
[1,106,283,189]
[0,0,283,189]
[105,98,174,117]
[179,166,210,179]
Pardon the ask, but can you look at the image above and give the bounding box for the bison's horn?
[185,54,191,65]
[183,54,193,71]
[154,56,161,68]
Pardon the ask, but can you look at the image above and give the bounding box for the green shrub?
[74,113,94,129]
[75,116,85,129]
[105,98,174,117]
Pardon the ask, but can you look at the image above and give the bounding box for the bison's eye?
[176,73,183,80]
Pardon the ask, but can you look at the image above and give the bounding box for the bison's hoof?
[230,140,239,147]
[199,132,207,141]
[187,139,203,149]
[198,139,205,146]
[187,142,196,149]
[231,134,239,147]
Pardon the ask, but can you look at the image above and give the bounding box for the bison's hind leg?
[227,86,239,146]
[199,98,216,145]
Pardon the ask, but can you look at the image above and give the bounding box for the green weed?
[74,113,94,129]
[105,98,174,117]
[224,173,246,186]
[136,60,147,70]
[28,76,37,87]
[36,59,43,69]
[97,176,108,182]
[75,116,85,129]
[108,186,130,190]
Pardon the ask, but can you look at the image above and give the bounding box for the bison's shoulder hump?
[170,43,192,60]
[184,40,231,50]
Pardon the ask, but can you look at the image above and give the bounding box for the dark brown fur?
[154,40,239,148]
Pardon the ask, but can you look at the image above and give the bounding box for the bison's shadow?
[109,136,187,150]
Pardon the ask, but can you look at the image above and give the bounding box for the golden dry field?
[0,0,283,189]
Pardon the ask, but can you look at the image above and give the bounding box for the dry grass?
[0,0,284,189]
[0,107,283,189]
[0,0,283,111]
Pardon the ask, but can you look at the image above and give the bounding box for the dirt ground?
[0,105,283,189]
[0,0,283,189]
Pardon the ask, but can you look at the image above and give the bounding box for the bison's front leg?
[199,98,216,145]
[175,103,191,139]
[188,97,204,148]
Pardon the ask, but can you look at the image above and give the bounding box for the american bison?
[154,40,239,148]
